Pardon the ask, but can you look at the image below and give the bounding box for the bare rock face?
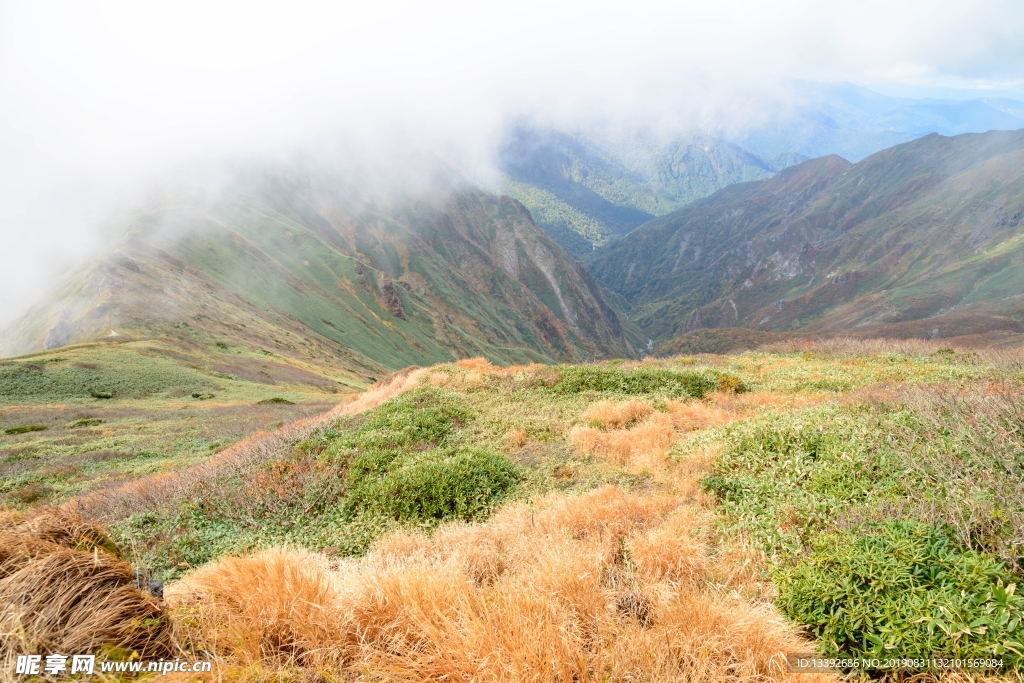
[378,276,406,320]
[43,320,75,350]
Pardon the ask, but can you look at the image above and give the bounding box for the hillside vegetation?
[0,340,348,508]
[7,340,1024,679]
[588,129,1024,350]
[0,167,638,371]
[499,125,782,256]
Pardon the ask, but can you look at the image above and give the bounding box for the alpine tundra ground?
[4,338,1024,681]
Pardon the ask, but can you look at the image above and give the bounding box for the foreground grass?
[700,386,1024,664]
[6,340,1024,680]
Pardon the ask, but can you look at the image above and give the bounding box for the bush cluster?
[550,365,740,398]
[701,396,1024,667]
[777,521,1024,660]
[319,388,520,523]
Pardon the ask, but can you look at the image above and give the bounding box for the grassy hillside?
[0,340,348,507]
[587,129,1024,348]
[9,341,1024,678]
[1,167,640,369]
[499,125,781,256]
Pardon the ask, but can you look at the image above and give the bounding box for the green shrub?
[258,397,295,405]
[348,448,521,522]
[66,418,104,428]
[311,387,469,470]
[550,365,736,398]
[90,390,115,399]
[777,522,1024,663]
[701,398,1024,669]
[4,425,47,435]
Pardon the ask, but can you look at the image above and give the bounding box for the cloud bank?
[1,0,1022,325]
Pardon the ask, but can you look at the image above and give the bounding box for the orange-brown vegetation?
[0,509,170,672]
[581,399,654,429]
[571,397,739,469]
[454,357,494,373]
[571,411,676,468]
[166,487,829,682]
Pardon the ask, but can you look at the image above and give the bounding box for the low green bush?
[348,448,521,522]
[66,418,104,428]
[4,425,47,435]
[550,365,738,398]
[777,522,1024,662]
[701,396,1024,669]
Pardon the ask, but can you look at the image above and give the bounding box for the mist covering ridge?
[0,156,639,367]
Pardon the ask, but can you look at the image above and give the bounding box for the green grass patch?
[697,393,1024,668]
[348,448,520,522]
[4,425,47,435]
[550,365,738,398]
[777,521,1024,661]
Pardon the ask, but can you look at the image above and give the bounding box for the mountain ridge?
[1,165,640,372]
[586,128,1024,346]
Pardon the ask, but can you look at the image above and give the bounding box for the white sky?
[1,0,1023,326]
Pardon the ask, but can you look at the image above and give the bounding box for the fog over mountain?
[2,0,1024,331]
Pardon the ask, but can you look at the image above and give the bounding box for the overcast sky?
[1,0,1023,327]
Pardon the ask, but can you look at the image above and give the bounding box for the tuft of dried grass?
[665,399,732,431]
[572,411,676,468]
[581,399,654,429]
[627,508,707,584]
[166,548,349,669]
[454,357,494,373]
[0,509,171,671]
[571,397,756,470]
[507,428,528,449]
[166,486,827,682]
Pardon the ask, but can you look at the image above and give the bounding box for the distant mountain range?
[586,129,1024,349]
[6,85,1024,365]
[0,163,638,370]
[501,83,1024,258]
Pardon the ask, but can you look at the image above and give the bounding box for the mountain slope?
[587,129,1024,345]
[498,87,1024,260]
[499,125,781,256]
[1,164,639,371]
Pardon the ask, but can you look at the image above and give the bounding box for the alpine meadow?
[4,2,1024,681]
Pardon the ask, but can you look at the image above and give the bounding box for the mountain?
[499,125,783,257]
[586,129,1024,347]
[498,86,1024,260]
[0,162,639,371]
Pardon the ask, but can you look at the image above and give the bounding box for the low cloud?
[0,0,1022,325]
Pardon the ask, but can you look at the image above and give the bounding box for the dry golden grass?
[581,399,654,429]
[454,357,494,373]
[572,397,743,470]
[0,509,170,674]
[165,486,829,682]
[167,548,348,669]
